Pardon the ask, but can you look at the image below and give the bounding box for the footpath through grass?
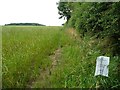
[2,26,71,88]
[2,26,120,88]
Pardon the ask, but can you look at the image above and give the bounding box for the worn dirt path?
[27,28,79,88]
[28,47,62,88]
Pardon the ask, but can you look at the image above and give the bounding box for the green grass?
[44,36,120,88]
[2,26,68,88]
[32,34,120,88]
[2,26,120,88]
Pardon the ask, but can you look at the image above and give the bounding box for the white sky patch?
[0,0,66,26]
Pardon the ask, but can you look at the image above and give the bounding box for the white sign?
[95,56,110,77]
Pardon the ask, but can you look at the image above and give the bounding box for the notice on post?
[95,56,110,77]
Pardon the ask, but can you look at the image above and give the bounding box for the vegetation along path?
[30,47,62,88]
[2,26,120,88]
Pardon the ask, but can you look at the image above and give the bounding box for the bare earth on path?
[29,47,62,88]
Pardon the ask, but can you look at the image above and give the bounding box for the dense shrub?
[58,2,120,55]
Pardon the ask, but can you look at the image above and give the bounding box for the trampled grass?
[2,26,120,88]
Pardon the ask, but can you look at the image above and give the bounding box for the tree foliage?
[58,2,120,55]
[5,23,45,26]
[57,2,73,21]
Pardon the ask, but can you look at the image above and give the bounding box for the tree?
[65,2,120,55]
[57,2,73,22]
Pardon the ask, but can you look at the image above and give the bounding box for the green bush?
[62,2,120,55]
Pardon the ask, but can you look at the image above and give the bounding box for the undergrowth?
[2,26,120,88]
[32,28,120,88]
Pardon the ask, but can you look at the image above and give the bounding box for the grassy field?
[2,26,120,88]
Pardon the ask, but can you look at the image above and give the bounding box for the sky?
[0,0,66,26]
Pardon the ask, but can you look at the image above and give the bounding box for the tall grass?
[0,26,2,89]
[33,31,120,88]
[50,35,120,88]
[2,26,120,88]
[2,26,66,88]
